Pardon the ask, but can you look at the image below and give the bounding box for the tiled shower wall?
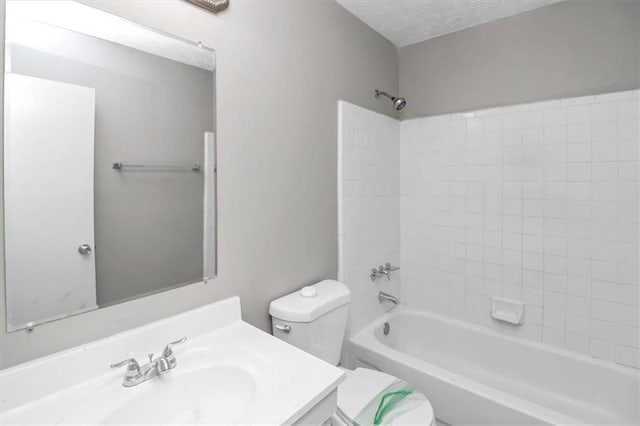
[338,101,401,336]
[400,90,639,368]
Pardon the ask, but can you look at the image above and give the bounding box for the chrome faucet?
[162,336,186,369]
[378,291,399,305]
[370,263,400,282]
[150,355,171,375]
[372,267,390,281]
[111,337,186,387]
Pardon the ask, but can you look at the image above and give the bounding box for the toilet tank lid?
[269,280,350,323]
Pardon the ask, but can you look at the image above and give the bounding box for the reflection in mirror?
[3,1,217,331]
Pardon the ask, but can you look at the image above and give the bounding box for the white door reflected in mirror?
[4,74,98,331]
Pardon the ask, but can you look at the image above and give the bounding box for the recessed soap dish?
[491,297,524,325]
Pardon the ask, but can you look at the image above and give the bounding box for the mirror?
[3,1,217,331]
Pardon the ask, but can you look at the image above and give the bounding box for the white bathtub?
[349,307,639,425]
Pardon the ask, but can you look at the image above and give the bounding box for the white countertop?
[0,297,345,424]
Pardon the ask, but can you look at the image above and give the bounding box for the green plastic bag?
[353,379,427,425]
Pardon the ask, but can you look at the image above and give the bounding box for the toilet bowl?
[269,280,435,425]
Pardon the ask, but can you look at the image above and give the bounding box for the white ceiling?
[336,0,563,47]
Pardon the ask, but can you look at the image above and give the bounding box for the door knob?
[78,244,92,255]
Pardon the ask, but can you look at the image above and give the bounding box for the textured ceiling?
[336,0,563,47]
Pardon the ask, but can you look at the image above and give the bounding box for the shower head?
[393,97,407,111]
[374,89,407,111]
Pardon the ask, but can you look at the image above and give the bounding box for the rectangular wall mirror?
[3,0,217,332]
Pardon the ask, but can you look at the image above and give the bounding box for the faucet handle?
[110,358,141,378]
[162,337,186,369]
[377,266,391,280]
[162,337,187,358]
[384,262,400,271]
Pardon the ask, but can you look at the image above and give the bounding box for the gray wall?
[0,0,399,368]
[399,0,640,118]
[10,27,214,306]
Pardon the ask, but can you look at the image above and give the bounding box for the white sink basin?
[0,297,345,425]
[62,365,258,424]
[57,344,274,425]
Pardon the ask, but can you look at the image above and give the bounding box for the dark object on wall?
[184,0,229,14]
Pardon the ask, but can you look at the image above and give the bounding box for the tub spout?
[378,291,398,305]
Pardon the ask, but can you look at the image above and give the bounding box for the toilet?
[269,280,435,425]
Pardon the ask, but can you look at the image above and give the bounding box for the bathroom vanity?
[0,297,345,424]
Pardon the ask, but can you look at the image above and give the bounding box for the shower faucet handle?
[378,265,390,273]
[370,263,400,282]
[384,263,400,271]
[371,266,390,281]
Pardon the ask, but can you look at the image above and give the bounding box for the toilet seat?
[332,368,435,425]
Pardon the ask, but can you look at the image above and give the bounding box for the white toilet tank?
[269,280,350,366]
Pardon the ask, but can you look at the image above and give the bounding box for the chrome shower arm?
[374,89,392,100]
[374,89,407,111]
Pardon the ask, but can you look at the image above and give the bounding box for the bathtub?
[349,307,639,425]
